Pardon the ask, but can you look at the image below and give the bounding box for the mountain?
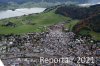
[0,0,88,4]
[55,4,100,19]
[0,0,90,11]
[73,14,100,32]
[55,4,100,40]
[72,4,100,33]
[0,0,100,11]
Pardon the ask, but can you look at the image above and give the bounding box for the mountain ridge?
[0,0,88,4]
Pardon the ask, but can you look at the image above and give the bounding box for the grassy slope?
[90,31,100,40]
[64,20,79,31]
[0,11,72,34]
[79,29,100,40]
[0,9,99,41]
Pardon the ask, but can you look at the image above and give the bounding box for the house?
[96,49,100,56]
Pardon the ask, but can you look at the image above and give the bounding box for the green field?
[64,20,79,31]
[90,31,100,41]
[0,10,99,41]
[0,11,74,34]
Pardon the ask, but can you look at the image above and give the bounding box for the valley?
[0,1,100,66]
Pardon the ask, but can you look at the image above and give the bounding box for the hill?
[0,4,99,40]
[73,14,100,40]
[73,14,100,32]
[55,4,100,19]
[55,4,100,40]
[0,10,76,34]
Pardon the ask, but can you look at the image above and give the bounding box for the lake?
[0,8,46,19]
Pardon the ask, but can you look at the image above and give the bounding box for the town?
[0,23,100,66]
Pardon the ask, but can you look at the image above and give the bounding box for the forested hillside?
[55,4,100,19]
[55,4,100,40]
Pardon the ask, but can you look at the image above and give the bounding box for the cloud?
[79,0,100,7]
[88,0,100,4]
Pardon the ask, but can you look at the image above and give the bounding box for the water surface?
[0,8,46,19]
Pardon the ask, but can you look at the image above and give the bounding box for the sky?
[0,0,100,4]
[88,0,100,4]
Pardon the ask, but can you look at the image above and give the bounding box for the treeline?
[55,4,100,19]
[73,14,100,33]
[89,14,100,32]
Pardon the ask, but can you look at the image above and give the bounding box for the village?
[0,23,100,66]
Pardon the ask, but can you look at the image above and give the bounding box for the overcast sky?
[88,0,100,4]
